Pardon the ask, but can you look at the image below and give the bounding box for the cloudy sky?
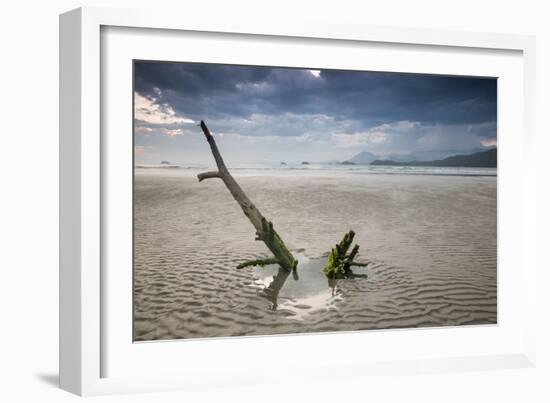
[134,61,497,166]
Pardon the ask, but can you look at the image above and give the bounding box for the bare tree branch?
[197,121,298,272]
[197,171,222,182]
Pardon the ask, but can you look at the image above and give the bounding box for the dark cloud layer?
[133,61,497,164]
[134,61,496,130]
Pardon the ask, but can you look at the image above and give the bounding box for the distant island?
[136,164,181,169]
[339,161,357,165]
[301,161,310,165]
[371,148,496,168]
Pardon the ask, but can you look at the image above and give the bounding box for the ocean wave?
[135,164,497,177]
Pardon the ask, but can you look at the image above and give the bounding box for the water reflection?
[327,272,367,296]
[261,267,291,310]
[251,253,368,319]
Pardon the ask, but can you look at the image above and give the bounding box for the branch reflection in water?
[251,253,369,318]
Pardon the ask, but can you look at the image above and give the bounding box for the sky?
[134,61,497,166]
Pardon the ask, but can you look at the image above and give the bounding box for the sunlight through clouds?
[134,92,195,125]
[133,62,497,165]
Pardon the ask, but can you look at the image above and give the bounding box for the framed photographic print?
[132,60,499,341]
[60,7,537,396]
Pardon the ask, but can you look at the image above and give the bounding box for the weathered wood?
[262,267,292,310]
[236,257,280,269]
[324,230,368,279]
[343,244,359,272]
[197,120,298,272]
[197,171,221,181]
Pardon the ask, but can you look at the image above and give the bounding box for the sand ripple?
[134,174,496,341]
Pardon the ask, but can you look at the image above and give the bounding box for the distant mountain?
[406,147,486,162]
[347,151,378,165]
[371,148,497,168]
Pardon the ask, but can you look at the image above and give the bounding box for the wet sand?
[133,173,497,341]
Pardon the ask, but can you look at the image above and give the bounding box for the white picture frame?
[59,6,537,396]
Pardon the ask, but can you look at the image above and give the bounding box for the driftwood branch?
[197,121,298,272]
[237,257,280,269]
[197,171,222,182]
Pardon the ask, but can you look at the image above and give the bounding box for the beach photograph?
[133,61,497,341]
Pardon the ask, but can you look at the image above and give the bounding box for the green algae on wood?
[323,230,369,279]
[197,120,298,272]
[236,257,280,269]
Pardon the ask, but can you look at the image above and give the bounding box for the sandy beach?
[133,171,497,341]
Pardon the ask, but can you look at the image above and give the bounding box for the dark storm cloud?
[320,70,496,126]
[134,61,496,131]
[133,61,498,164]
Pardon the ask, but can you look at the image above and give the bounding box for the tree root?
[323,230,369,279]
